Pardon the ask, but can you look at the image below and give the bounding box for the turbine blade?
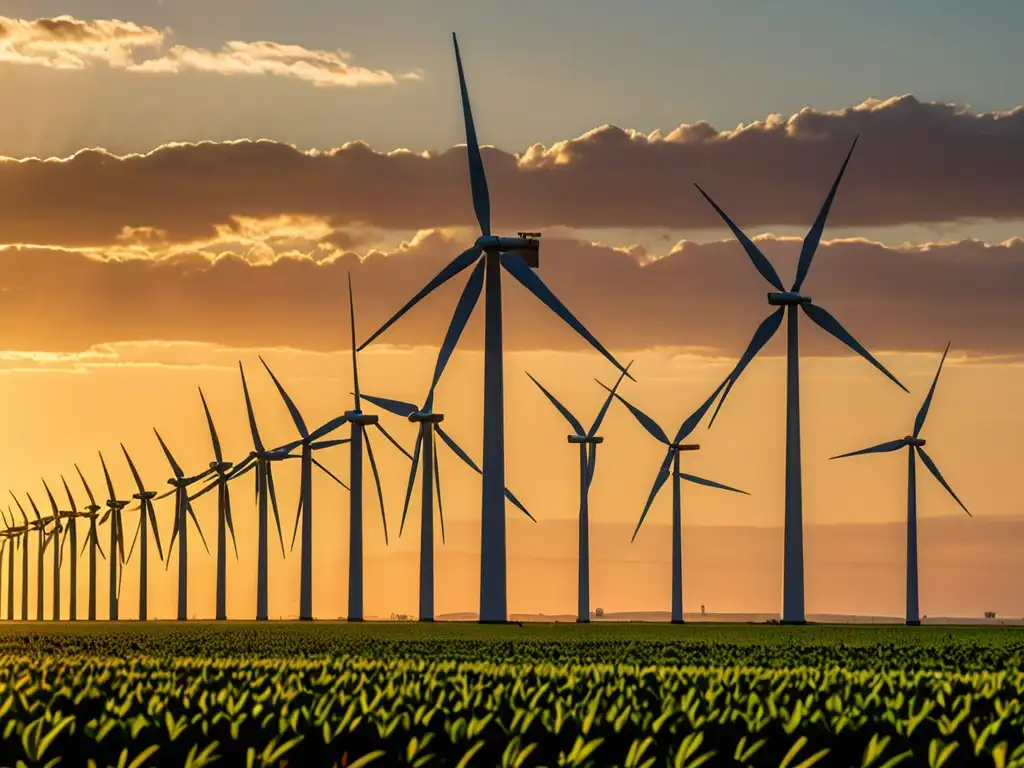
[187,476,222,504]
[239,361,265,452]
[259,356,309,438]
[674,378,730,444]
[290,484,303,552]
[677,472,750,495]
[99,451,117,504]
[361,393,417,418]
[75,463,98,508]
[374,422,414,460]
[526,372,585,435]
[313,458,350,490]
[166,499,181,565]
[585,443,597,490]
[153,429,185,479]
[187,503,210,555]
[434,426,480,474]
[198,387,224,464]
[400,432,423,537]
[265,463,286,558]
[791,137,858,292]
[427,258,486,396]
[914,342,952,438]
[595,385,669,445]
[115,509,125,563]
[364,432,388,545]
[224,485,238,560]
[709,308,785,428]
[588,360,634,437]
[830,439,906,460]
[61,476,77,514]
[801,303,908,392]
[348,272,361,410]
[432,430,445,545]
[632,450,673,542]
[694,183,785,291]
[147,500,164,562]
[125,516,142,567]
[42,479,59,516]
[505,487,535,522]
[94,524,106,561]
[917,446,971,517]
[308,415,350,443]
[502,251,633,381]
[452,33,491,236]
[310,438,352,450]
[358,246,483,351]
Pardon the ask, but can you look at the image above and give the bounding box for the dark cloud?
[0,233,1020,357]
[1,95,1022,248]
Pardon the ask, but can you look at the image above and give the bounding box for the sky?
[0,1,1022,621]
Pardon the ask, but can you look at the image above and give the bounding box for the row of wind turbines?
[0,34,972,627]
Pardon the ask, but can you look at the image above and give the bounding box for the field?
[2,622,1023,767]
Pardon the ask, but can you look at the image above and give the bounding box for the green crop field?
[1,622,1023,767]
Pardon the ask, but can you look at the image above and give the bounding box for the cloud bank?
[1,95,1021,246]
[0,15,419,87]
[0,232,1020,357]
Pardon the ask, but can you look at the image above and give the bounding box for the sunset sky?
[1,1,1023,622]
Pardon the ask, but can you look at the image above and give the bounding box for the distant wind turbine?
[694,139,907,623]
[42,480,65,621]
[73,464,106,621]
[831,343,971,626]
[122,445,165,621]
[97,452,128,621]
[19,492,53,621]
[154,430,212,621]
[11,495,30,620]
[361,390,534,623]
[525,362,633,623]
[259,356,352,621]
[1,508,17,620]
[358,34,631,623]
[606,381,749,623]
[188,362,288,621]
[341,275,412,622]
[57,476,83,621]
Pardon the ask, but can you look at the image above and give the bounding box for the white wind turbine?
[259,356,354,621]
[73,464,107,621]
[122,445,165,621]
[695,138,907,623]
[360,389,534,623]
[831,343,971,625]
[607,381,748,623]
[358,34,630,623]
[525,363,633,623]
[154,430,212,621]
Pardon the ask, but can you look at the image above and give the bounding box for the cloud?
[0,15,417,87]
[0,231,1021,358]
[1,95,1021,246]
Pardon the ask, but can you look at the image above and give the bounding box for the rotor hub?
[767,291,812,306]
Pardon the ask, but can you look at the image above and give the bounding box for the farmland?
[1,623,1023,767]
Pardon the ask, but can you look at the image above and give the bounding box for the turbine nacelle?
[767,291,812,306]
[133,491,158,501]
[409,411,445,424]
[567,435,604,445]
[904,436,927,447]
[344,410,379,426]
[671,443,701,452]
[107,500,129,510]
[474,234,541,268]
[209,461,234,473]
[85,504,101,514]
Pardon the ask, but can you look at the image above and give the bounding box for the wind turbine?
[358,36,631,622]
[122,445,164,621]
[187,362,287,621]
[340,274,413,622]
[42,480,65,621]
[195,388,239,621]
[11,495,30,620]
[98,451,129,620]
[0,507,16,620]
[19,492,53,621]
[73,464,106,621]
[154,429,211,621]
[525,363,633,622]
[694,139,907,624]
[361,390,534,622]
[259,356,352,621]
[831,343,970,626]
[56,476,84,621]
[606,381,749,623]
